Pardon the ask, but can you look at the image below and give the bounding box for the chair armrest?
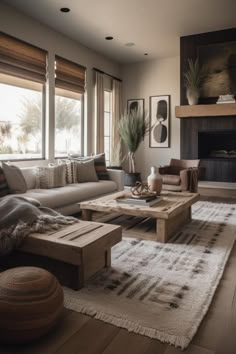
[107,169,124,191]
[180,169,189,191]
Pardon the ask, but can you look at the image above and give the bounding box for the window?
[0,75,44,160]
[55,56,86,157]
[55,89,82,157]
[0,32,47,160]
[104,90,112,165]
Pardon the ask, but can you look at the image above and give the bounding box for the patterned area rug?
[64,200,236,349]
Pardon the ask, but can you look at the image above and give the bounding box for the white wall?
[0,2,121,166]
[121,56,180,180]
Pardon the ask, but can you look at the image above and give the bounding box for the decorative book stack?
[217,95,236,104]
[116,194,161,207]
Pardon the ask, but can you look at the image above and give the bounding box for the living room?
[0,0,236,353]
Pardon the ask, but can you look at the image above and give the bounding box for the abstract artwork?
[149,95,170,148]
[198,41,236,98]
[127,99,144,118]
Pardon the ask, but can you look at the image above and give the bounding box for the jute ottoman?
[0,267,64,343]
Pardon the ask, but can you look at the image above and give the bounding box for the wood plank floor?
[1,198,236,354]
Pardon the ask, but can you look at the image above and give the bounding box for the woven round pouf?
[0,267,64,343]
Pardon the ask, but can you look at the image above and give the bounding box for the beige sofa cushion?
[20,167,37,190]
[17,181,117,209]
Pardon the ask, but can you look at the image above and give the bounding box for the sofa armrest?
[107,169,124,191]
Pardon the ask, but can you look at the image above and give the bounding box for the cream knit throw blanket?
[0,196,78,256]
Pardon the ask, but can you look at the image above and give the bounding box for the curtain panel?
[94,71,104,154]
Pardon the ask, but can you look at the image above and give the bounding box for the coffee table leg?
[105,249,111,267]
[82,209,92,221]
[156,207,191,243]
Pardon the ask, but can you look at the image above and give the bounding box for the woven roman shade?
[0,32,47,83]
[55,55,86,94]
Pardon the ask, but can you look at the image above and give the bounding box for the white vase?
[147,166,162,195]
[186,88,199,105]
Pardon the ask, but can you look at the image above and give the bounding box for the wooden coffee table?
[80,191,200,243]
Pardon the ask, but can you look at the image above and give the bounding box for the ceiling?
[3,0,235,64]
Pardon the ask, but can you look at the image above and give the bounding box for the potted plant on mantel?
[119,110,149,186]
[184,58,204,105]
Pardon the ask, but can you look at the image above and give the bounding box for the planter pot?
[186,88,199,105]
[124,172,141,187]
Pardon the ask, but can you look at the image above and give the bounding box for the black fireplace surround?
[198,130,236,159]
[181,117,236,182]
[180,28,236,182]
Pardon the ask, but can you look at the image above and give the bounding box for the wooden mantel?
[175,103,236,118]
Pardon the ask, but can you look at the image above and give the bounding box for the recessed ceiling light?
[105,36,113,40]
[144,53,148,56]
[60,7,70,13]
[125,42,135,47]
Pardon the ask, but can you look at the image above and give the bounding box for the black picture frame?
[149,95,170,148]
[127,99,144,118]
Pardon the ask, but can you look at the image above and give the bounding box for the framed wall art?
[198,41,236,99]
[149,95,170,148]
[127,99,144,118]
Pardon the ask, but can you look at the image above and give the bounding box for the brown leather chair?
[159,159,200,192]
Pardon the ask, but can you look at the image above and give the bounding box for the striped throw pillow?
[0,167,10,197]
[36,165,67,189]
[57,159,77,184]
[93,153,110,180]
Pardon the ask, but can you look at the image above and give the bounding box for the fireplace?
[180,116,236,182]
[198,130,236,159]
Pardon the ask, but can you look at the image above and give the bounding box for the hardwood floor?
[1,198,236,354]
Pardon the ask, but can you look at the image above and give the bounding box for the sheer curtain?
[111,79,122,166]
[94,71,104,153]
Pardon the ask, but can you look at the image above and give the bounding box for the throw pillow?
[2,162,27,194]
[69,153,110,180]
[57,159,77,184]
[0,166,10,197]
[75,159,98,183]
[36,165,67,189]
[93,153,110,180]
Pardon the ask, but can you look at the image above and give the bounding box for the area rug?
[64,200,236,349]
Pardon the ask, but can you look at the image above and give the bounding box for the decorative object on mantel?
[119,110,150,186]
[184,58,203,105]
[217,94,236,104]
[149,95,170,148]
[64,199,236,349]
[147,166,162,195]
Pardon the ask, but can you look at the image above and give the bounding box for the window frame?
[104,89,112,166]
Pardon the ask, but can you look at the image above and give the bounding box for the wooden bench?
[1,221,122,290]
